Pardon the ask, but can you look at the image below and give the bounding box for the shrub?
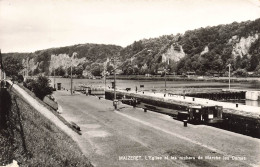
[23,79,35,91]
[233,69,248,77]
[17,75,24,83]
[31,76,53,100]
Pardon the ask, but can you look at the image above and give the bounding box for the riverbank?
[106,75,260,83]
[47,74,260,83]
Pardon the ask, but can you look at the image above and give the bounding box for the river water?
[49,77,260,107]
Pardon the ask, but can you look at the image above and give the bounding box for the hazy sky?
[0,0,260,53]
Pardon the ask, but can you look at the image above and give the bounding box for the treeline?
[2,18,260,77]
[2,44,122,77]
[176,18,260,75]
[119,35,179,75]
[118,18,260,76]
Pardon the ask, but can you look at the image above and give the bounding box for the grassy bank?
[16,83,82,135]
[0,87,92,167]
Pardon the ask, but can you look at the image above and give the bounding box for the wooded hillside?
[2,18,260,77]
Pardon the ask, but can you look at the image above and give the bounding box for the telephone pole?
[54,68,56,89]
[71,64,73,95]
[227,64,231,90]
[70,52,77,95]
[111,55,120,110]
[113,57,116,100]
[164,68,166,97]
[104,61,107,91]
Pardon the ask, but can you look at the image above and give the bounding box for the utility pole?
[113,57,116,100]
[26,57,29,78]
[112,56,119,110]
[54,68,56,89]
[104,61,107,91]
[70,52,77,95]
[164,68,166,97]
[104,69,106,91]
[164,59,169,97]
[227,64,231,90]
[71,64,73,95]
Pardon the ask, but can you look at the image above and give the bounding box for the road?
[54,90,260,167]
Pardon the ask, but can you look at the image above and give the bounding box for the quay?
[181,91,246,101]
[223,89,260,101]
[172,89,260,101]
[105,89,260,137]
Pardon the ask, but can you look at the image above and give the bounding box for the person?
[135,86,137,93]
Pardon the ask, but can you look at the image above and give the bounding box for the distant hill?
[119,18,260,76]
[2,44,122,77]
[2,18,260,77]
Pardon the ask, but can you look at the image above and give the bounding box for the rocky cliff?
[2,18,260,77]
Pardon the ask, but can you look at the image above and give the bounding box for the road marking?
[114,110,257,167]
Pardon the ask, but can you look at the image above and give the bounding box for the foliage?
[23,79,36,91]
[30,76,53,100]
[2,18,260,77]
[176,18,260,75]
[67,66,84,76]
[90,63,103,76]
[2,56,23,76]
[51,66,66,76]
[17,75,24,83]
[233,69,248,77]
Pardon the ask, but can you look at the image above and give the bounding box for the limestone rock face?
[49,54,86,70]
[161,45,185,63]
[200,46,209,55]
[231,34,259,57]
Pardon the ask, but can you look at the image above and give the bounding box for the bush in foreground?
[27,76,53,100]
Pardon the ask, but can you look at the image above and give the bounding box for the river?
[49,77,260,107]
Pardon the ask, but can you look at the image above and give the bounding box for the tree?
[31,76,53,100]
[107,65,114,74]
[17,74,24,83]
[74,65,84,76]
[212,58,223,73]
[233,69,248,77]
[3,56,23,76]
[241,55,249,69]
[91,64,102,76]
[248,55,259,71]
[234,56,242,70]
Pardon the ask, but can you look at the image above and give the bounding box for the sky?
[0,0,260,53]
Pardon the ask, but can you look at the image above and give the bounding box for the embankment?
[0,86,92,166]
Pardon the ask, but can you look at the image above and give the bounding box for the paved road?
[54,90,260,167]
